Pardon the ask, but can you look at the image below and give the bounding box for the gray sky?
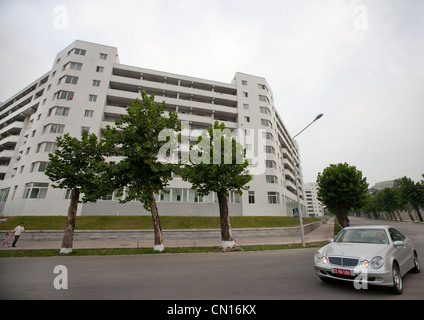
[1,0,423,187]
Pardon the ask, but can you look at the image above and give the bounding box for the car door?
[389,228,413,275]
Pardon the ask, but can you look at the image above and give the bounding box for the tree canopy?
[317,162,369,227]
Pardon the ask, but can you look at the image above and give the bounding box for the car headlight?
[362,260,369,268]
[370,256,384,269]
[314,252,321,264]
[322,256,328,264]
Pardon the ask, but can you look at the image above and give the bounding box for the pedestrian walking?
[2,232,12,248]
[12,222,25,247]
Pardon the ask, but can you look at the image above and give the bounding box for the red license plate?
[334,268,352,276]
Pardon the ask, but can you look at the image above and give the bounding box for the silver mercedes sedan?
[314,225,420,294]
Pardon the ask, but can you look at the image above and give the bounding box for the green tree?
[377,188,402,221]
[395,176,424,222]
[362,192,382,219]
[104,90,180,251]
[45,131,113,254]
[317,163,369,228]
[180,121,251,248]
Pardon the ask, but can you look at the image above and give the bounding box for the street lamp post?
[291,113,323,247]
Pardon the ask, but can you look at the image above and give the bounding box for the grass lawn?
[0,215,320,230]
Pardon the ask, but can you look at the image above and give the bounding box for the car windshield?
[335,229,389,244]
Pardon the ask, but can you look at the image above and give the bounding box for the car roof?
[343,225,391,230]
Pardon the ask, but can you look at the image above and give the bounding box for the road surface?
[0,217,423,301]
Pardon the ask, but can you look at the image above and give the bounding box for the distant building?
[371,180,395,191]
[304,182,324,217]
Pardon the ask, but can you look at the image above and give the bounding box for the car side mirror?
[394,240,404,247]
[328,239,334,243]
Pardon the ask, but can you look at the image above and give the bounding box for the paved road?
[0,217,423,301]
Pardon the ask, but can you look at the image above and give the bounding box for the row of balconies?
[112,67,237,96]
[109,76,238,108]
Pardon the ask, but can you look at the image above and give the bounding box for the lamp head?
[314,114,324,121]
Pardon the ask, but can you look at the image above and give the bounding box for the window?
[264,145,275,154]
[48,106,69,117]
[261,119,271,127]
[266,175,278,184]
[23,183,49,199]
[262,131,274,141]
[389,228,406,242]
[268,192,280,204]
[11,186,18,201]
[0,188,10,202]
[42,124,65,134]
[248,191,255,204]
[266,160,276,169]
[89,94,97,102]
[60,75,78,85]
[30,161,48,173]
[84,110,94,117]
[243,103,249,110]
[100,53,108,60]
[73,48,86,56]
[92,80,101,87]
[244,116,250,123]
[81,127,90,134]
[44,142,58,152]
[172,188,183,202]
[37,142,58,153]
[96,66,104,73]
[242,80,248,85]
[65,189,72,199]
[259,95,268,103]
[63,62,82,71]
[55,90,74,100]
[260,106,270,114]
[243,92,248,97]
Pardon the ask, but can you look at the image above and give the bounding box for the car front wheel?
[391,264,403,294]
[411,252,420,273]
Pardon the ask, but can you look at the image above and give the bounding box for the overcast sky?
[1,0,423,187]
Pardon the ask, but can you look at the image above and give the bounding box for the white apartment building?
[304,182,324,217]
[0,40,306,217]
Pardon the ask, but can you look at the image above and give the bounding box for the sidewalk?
[4,218,334,250]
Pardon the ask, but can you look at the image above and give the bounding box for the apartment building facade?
[0,40,306,217]
[304,182,324,217]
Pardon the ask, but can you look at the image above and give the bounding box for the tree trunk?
[407,207,415,222]
[414,207,423,222]
[60,188,80,254]
[336,204,348,228]
[149,190,164,251]
[396,210,403,221]
[217,191,235,248]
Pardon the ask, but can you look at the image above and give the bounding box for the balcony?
[0,134,19,147]
[0,121,24,136]
[0,149,14,161]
